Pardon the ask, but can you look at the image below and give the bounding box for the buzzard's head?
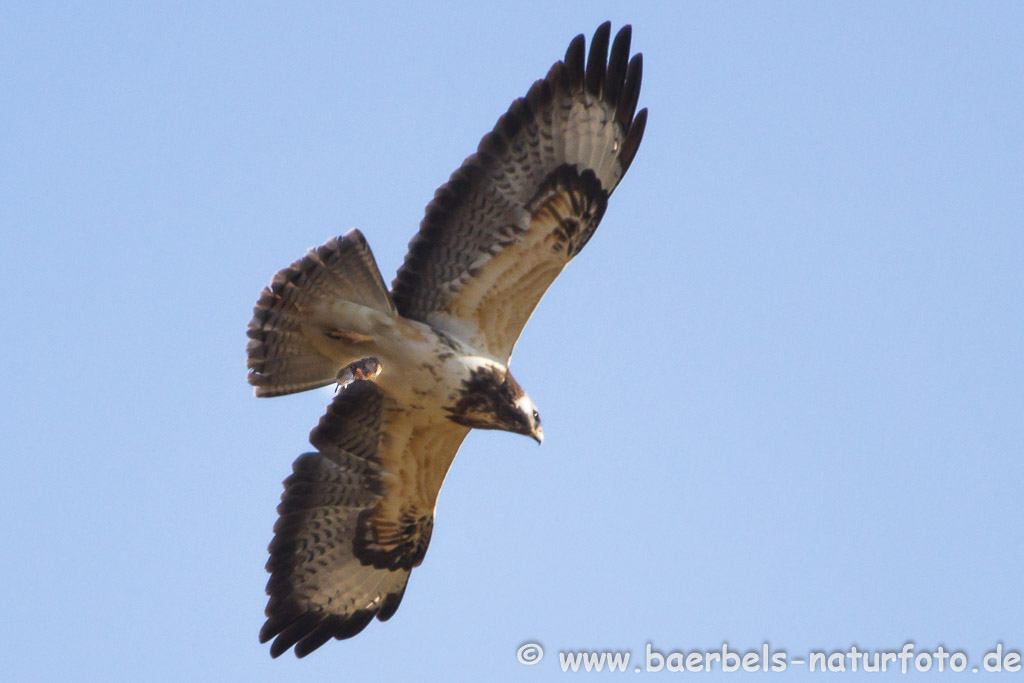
[447,365,543,444]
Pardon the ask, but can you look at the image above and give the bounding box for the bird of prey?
[246,22,646,658]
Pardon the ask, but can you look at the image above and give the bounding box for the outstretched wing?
[261,371,470,658]
[390,22,647,362]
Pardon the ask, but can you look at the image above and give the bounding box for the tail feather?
[247,229,395,398]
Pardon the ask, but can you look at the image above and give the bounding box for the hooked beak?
[531,426,544,445]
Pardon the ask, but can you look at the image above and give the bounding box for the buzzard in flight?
[246,22,646,657]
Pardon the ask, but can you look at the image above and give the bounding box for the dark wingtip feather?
[264,608,378,658]
[617,53,643,130]
[585,22,611,97]
[604,25,631,107]
[376,582,408,622]
[564,34,585,91]
[619,107,648,175]
[293,617,344,658]
[268,612,323,658]
[332,609,376,640]
[260,597,304,643]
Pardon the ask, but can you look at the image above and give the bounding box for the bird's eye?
[532,409,540,424]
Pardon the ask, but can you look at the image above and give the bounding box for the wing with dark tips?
[261,368,469,657]
[390,23,647,362]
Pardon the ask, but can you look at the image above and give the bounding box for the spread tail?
[247,229,396,397]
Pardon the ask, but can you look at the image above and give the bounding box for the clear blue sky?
[3,2,1022,681]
